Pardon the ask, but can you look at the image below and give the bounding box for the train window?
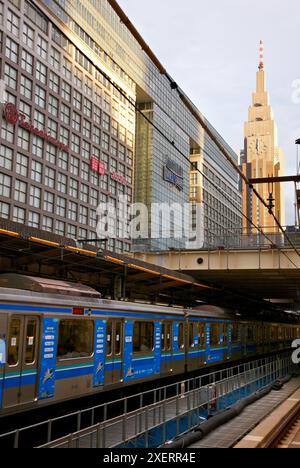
[222,324,228,345]
[106,321,112,357]
[7,318,21,366]
[189,323,195,349]
[198,323,206,349]
[133,322,154,354]
[115,321,122,356]
[247,326,254,342]
[232,323,239,344]
[162,322,172,352]
[25,319,37,365]
[57,320,94,360]
[178,323,185,350]
[210,323,220,347]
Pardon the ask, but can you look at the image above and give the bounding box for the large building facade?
[0,0,242,253]
[241,42,285,234]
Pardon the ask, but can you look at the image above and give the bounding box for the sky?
[118,0,300,225]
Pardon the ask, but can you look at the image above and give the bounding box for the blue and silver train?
[0,274,297,417]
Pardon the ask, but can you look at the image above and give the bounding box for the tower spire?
[259,40,264,70]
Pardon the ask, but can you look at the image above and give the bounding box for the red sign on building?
[3,103,69,152]
[90,156,106,176]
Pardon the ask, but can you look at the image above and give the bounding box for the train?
[0,273,298,417]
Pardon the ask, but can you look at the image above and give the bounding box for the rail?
[31,354,294,449]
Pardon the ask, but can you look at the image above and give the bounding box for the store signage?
[111,172,127,185]
[3,103,69,152]
[163,158,184,191]
[90,156,127,185]
[90,156,106,176]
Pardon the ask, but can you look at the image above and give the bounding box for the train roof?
[0,274,235,319]
[0,274,101,298]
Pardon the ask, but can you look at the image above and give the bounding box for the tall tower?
[242,41,285,233]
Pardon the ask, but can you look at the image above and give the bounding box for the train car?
[0,274,297,417]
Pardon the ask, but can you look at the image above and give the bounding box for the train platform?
[188,376,300,449]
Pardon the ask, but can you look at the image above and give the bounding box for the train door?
[2,315,39,408]
[105,319,123,385]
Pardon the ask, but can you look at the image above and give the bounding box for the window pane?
[57,320,94,359]
[8,318,21,366]
[178,323,185,350]
[25,320,37,364]
[115,321,122,356]
[106,321,112,357]
[133,322,154,354]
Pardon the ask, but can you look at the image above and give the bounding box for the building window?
[14,179,27,203]
[56,196,66,218]
[35,85,46,109]
[0,172,11,198]
[62,57,72,81]
[79,205,88,224]
[0,202,10,219]
[58,173,67,194]
[0,145,13,170]
[36,60,47,84]
[55,220,65,236]
[58,152,68,171]
[81,184,89,204]
[13,206,25,224]
[51,47,60,71]
[48,95,59,117]
[5,63,18,90]
[48,119,58,138]
[49,71,60,94]
[23,23,34,48]
[62,81,71,101]
[7,9,19,36]
[45,167,55,189]
[16,153,29,177]
[19,100,31,119]
[69,178,78,198]
[17,128,30,151]
[28,211,40,228]
[6,37,19,64]
[68,202,77,222]
[30,186,41,209]
[61,103,70,125]
[21,49,33,74]
[44,191,54,213]
[21,75,32,99]
[31,160,42,183]
[42,216,53,232]
[70,156,80,176]
[32,136,44,158]
[46,144,56,165]
[73,90,82,110]
[68,224,77,238]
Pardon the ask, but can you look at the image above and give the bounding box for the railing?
[203,227,300,251]
[0,353,290,449]
[36,354,294,448]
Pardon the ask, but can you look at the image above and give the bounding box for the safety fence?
[28,353,295,449]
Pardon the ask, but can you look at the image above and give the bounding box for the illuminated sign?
[3,103,69,152]
[90,157,127,185]
[111,172,127,185]
[90,156,106,176]
[163,158,184,191]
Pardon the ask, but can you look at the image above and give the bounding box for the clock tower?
[242,41,285,233]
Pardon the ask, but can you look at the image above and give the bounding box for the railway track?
[275,411,300,448]
[235,386,300,448]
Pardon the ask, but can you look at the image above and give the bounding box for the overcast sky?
[118,0,300,225]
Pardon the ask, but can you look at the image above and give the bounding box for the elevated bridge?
[133,234,300,308]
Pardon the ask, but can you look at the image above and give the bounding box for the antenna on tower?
[259,40,264,70]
